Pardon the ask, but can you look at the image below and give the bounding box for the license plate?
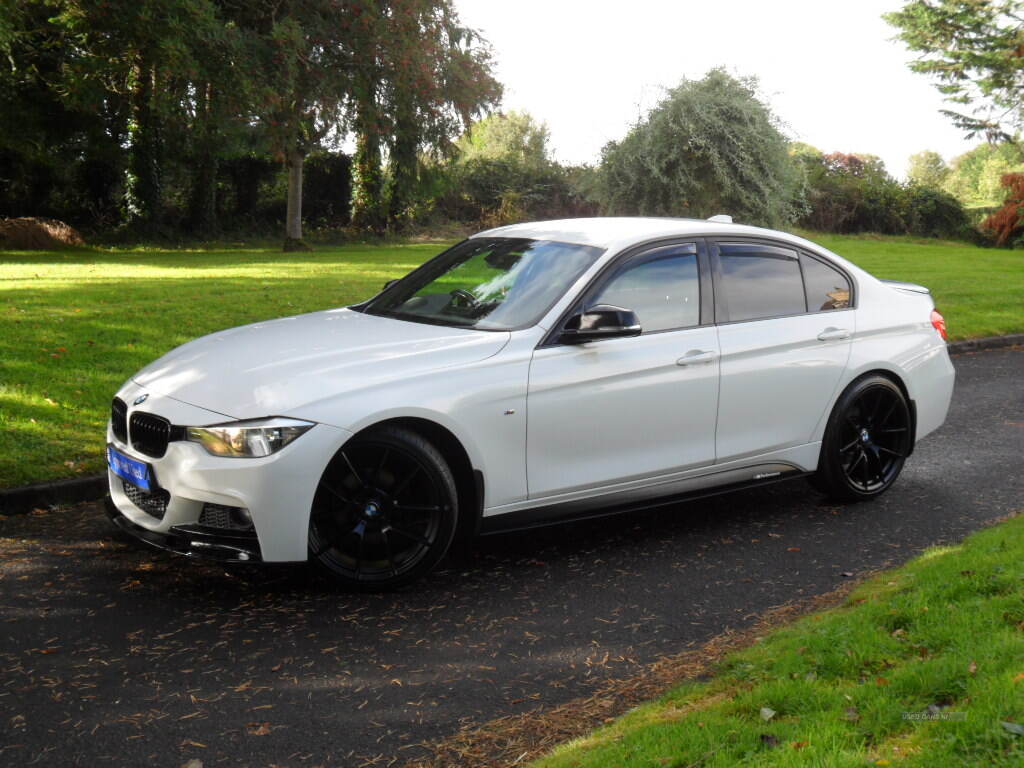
[107,445,153,492]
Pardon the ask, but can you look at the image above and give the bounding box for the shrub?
[982,173,1024,246]
[900,185,971,239]
[795,148,971,239]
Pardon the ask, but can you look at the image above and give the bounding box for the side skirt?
[478,468,810,536]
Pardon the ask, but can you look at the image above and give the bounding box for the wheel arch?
[830,367,917,456]
[350,416,484,542]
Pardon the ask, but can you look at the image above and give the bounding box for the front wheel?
[811,375,913,502]
[308,427,458,591]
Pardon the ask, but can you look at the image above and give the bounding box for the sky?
[454,0,978,179]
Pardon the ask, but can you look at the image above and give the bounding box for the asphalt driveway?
[1,347,1021,766]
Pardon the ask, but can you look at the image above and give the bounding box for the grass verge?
[529,513,1024,768]
[0,232,1021,489]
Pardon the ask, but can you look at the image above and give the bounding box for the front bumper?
[106,496,263,562]
[106,383,353,562]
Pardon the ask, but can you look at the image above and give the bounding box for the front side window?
[801,253,852,311]
[364,238,603,330]
[718,243,806,322]
[590,247,700,333]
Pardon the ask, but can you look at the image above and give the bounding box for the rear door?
[526,240,719,498]
[711,240,854,461]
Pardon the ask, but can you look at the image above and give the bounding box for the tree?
[597,69,802,227]
[384,12,500,227]
[241,0,364,250]
[0,2,128,226]
[39,0,237,233]
[907,150,950,188]
[943,141,1024,205]
[434,110,582,226]
[182,2,257,235]
[885,1,1024,140]
[455,110,550,167]
[3,0,501,240]
[348,0,501,231]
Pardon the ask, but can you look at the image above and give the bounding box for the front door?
[526,242,719,499]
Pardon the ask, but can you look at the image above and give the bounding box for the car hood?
[132,308,510,420]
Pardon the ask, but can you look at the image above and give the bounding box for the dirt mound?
[0,217,85,250]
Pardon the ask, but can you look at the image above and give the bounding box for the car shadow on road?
[3,476,843,607]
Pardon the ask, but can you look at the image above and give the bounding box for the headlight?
[186,417,314,458]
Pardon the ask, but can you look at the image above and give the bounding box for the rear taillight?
[930,309,948,341]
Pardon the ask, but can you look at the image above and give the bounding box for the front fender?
[282,338,534,510]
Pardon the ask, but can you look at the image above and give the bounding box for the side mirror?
[383,279,399,291]
[559,304,642,344]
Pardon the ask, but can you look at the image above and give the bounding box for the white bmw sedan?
[106,217,955,589]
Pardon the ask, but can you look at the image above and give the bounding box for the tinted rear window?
[801,253,851,311]
[718,244,806,322]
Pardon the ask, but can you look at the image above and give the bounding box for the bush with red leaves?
[982,173,1024,246]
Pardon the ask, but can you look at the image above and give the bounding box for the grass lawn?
[0,241,450,489]
[532,514,1024,768]
[0,231,1021,490]
[805,233,1024,341]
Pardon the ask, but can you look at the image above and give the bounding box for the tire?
[811,375,913,502]
[308,426,458,591]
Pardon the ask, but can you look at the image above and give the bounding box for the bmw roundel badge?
[133,393,149,406]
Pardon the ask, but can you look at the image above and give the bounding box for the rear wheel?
[308,427,458,590]
[812,375,912,502]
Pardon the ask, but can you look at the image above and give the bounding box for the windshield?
[362,238,604,330]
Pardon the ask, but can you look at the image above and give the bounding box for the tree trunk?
[387,104,418,229]
[127,54,163,233]
[188,83,219,235]
[283,148,310,251]
[351,103,385,232]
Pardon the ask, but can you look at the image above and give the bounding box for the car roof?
[472,217,807,250]
[471,217,869,282]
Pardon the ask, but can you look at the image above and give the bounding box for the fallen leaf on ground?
[247,722,272,736]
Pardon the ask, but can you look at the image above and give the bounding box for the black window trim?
[709,236,857,326]
[538,236,713,348]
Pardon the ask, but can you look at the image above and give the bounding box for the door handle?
[817,327,851,341]
[676,349,718,366]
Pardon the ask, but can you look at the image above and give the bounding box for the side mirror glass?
[559,304,642,344]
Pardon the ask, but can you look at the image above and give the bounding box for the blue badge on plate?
[107,446,152,491]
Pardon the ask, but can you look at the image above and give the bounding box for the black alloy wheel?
[812,375,913,501]
[308,427,458,590]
